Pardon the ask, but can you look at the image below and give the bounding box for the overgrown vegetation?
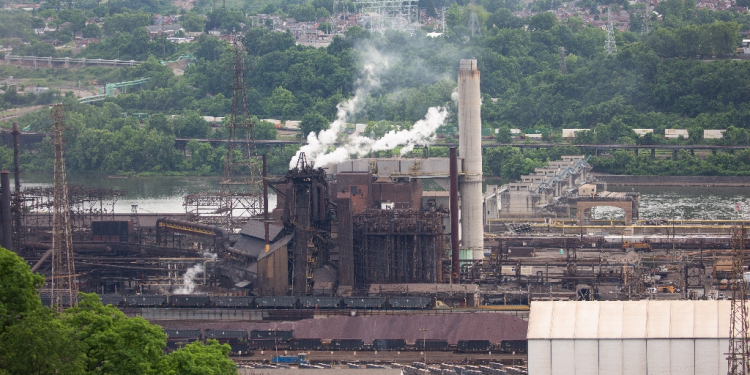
[2,0,750,176]
[0,247,237,375]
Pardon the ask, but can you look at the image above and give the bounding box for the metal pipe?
[30,249,53,272]
[11,122,20,255]
[449,147,460,284]
[263,154,270,253]
[12,122,19,194]
[1,171,11,251]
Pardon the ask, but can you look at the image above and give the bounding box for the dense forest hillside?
[1,0,750,178]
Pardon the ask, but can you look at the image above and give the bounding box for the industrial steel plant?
[6,49,750,374]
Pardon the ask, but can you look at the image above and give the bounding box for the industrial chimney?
[457,59,483,260]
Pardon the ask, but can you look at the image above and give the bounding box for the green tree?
[0,248,44,332]
[181,11,206,32]
[63,294,167,375]
[0,309,85,375]
[158,340,237,375]
[81,23,102,39]
[300,112,330,138]
[264,87,298,120]
[254,120,278,140]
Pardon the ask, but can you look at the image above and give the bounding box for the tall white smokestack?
[458,59,483,260]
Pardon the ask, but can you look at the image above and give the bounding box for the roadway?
[2,129,748,155]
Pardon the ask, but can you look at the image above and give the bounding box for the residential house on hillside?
[145,24,184,39]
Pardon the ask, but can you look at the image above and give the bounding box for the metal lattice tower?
[605,7,617,55]
[50,104,77,309]
[728,225,749,375]
[559,47,567,75]
[220,36,262,226]
[353,0,419,32]
[468,5,481,37]
[641,7,651,34]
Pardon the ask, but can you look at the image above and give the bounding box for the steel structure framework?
[353,0,419,32]
[50,104,77,309]
[19,186,124,243]
[184,36,262,228]
[728,225,749,375]
[352,209,445,291]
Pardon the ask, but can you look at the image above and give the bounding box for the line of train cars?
[164,328,528,356]
[101,294,439,310]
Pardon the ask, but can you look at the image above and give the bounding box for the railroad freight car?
[211,296,254,308]
[332,339,365,351]
[247,339,280,350]
[500,340,527,354]
[171,295,210,307]
[372,339,406,351]
[298,296,341,309]
[387,297,431,309]
[255,296,298,309]
[125,295,167,307]
[204,329,248,340]
[226,342,250,356]
[99,294,124,306]
[415,339,449,351]
[456,340,492,352]
[289,338,323,350]
[343,297,386,309]
[164,329,202,340]
[250,329,294,341]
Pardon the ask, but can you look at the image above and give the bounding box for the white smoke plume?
[289,44,450,169]
[173,252,217,295]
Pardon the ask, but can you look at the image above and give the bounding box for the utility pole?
[419,328,429,365]
[728,224,749,375]
[604,6,617,55]
[50,104,76,310]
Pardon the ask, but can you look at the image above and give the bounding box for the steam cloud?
[290,44,450,169]
[173,252,217,294]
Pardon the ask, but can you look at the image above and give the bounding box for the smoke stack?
[457,59,483,260]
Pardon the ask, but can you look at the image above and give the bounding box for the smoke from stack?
[173,252,217,294]
[289,45,450,169]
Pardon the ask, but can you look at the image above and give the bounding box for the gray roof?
[240,219,284,241]
[145,24,184,33]
[257,234,293,261]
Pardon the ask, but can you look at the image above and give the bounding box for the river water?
[20,174,276,214]
[19,175,750,220]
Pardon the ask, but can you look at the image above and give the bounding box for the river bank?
[594,174,750,186]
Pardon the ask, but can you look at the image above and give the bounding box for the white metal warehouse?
[527,300,731,375]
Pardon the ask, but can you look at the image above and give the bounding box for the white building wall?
[529,339,727,375]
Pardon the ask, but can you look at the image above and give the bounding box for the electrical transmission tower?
[51,104,77,309]
[641,7,651,34]
[353,0,419,32]
[183,38,263,227]
[605,7,617,55]
[728,224,749,375]
[219,35,262,226]
[559,47,567,75]
[468,5,481,37]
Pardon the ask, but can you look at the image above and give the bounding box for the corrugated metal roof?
[239,219,284,241]
[527,300,735,340]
